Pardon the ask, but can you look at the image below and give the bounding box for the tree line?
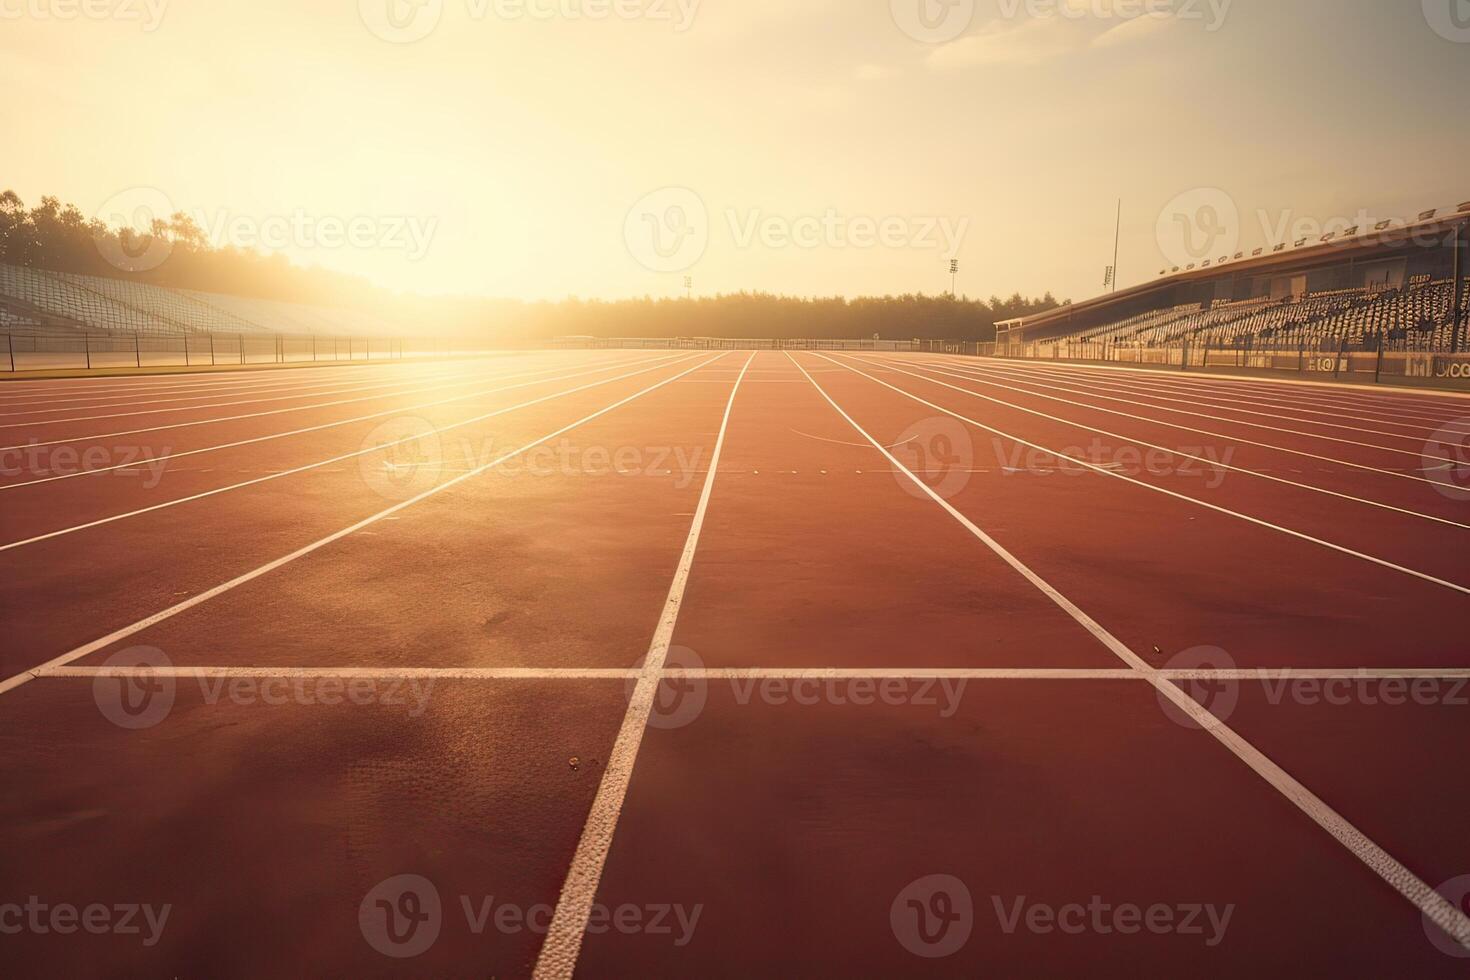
[0,189,1064,340]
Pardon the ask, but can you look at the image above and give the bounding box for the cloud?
[927,17,1084,70]
[1091,13,1179,48]
[926,5,1188,69]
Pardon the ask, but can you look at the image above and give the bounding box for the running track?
[2,350,1468,976]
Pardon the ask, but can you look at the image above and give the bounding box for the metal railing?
[987,337,1470,389]
[3,328,412,372]
[553,337,946,352]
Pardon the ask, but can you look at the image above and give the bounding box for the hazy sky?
[3,0,1468,303]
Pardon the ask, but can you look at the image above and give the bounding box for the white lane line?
[791,352,1470,954]
[0,354,687,551]
[822,355,1468,595]
[886,357,1460,494]
[985,360,1470,434]
[986,355,1470,417]
[0,353,662,492]
[0,362,510,432]
[976,354,1470,408]
[0,369,505,451]
[0,370,423,411]
[0,352,725,698]
[533,352,756,980]
[45,666,639,680]
[0,357,626,453]
[859,356,1470,531]
[0,364,461,416]
[977,356,1470,427]
[912,360,1456,463]
[0,360,442,403]
[39,666,1470,680]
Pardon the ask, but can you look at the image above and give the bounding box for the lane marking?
[0,353,662,492]
[985,355,1470,417]
[0,360,452,404]
[790,351,1470,953]
[860,356,1470,531]
[971,353,1470,405]
[0,352,724,698]
[0,363,512,430]
[0,354,687,551]
[820,355,1468,595]
[0,361,571,452]
[987,359,1470,434]
[0,364,472,416]
[879,357,1462,494]
[534,352,756,980]
[906,360,1456,463]
[39,666,1470,681]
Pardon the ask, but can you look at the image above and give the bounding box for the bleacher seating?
[55,271,268,335]
[1069,278,1467,353]
[0,262,400,338]
[180,290,400,336]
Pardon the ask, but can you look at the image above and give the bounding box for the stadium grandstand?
[996,202,1470,366]
[0,261,402,337]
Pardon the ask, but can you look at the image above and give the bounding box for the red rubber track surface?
[2,350,1467,977]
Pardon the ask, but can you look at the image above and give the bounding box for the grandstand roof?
[1001,202,1469,342]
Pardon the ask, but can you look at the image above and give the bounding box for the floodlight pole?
[1111,199,1122,294]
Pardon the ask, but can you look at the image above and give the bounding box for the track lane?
[880,356,1469,522]
[803,354,1467,669]
[0,354,716,683]
[0,359,557,449]
[51,356,744,675]
[0,354,678,542]
[853,356,1470,578]
[666,353,1116,670]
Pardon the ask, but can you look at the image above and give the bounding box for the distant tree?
[0,185,1066,340]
